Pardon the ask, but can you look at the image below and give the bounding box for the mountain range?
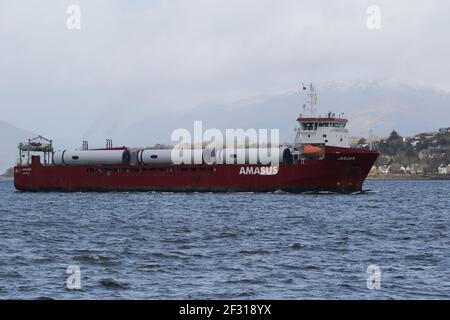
[1,81,449,174]
[95,81,450,147]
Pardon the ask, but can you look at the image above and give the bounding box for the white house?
[379,165,390,174]
[438,164,450,175]
[410,164,424,175]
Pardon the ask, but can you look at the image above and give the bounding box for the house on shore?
[409,164,425,175]
[378,165,390,175]
[438,164,450,175]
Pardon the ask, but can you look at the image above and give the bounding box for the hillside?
[1,81,450,174]
[2,117,450,178]
[93,81,450,148]
[0,167,14,179]
[366,127,450,176]
[3,81,450,150]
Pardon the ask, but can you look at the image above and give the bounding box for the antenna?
[302,82,318,115]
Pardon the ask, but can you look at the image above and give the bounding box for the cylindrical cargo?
[53,147,293,166]
[138,149,173,165]
[52,150,65,165]
[215,148,290,165]
[138,149,206,165]
[190,149,204,165]
[202,148,216,165]
[53,150,131,165]
[215,149,246,164]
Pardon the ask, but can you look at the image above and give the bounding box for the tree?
[387,130,402,143]
[389,163,403,174]
[437,137,450,146]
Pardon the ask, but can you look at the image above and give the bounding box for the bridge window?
[302,122,314,130]
[332,122,346,128]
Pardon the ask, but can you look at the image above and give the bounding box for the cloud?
[0,0,449,141]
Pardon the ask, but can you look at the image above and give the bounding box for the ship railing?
[17,136,54,166]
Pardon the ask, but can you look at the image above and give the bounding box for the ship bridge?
[294,83,350,148]
[295,113,350,148]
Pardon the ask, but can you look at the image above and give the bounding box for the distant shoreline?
[368,175,450,180]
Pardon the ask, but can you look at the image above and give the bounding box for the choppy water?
[0,179,449,299]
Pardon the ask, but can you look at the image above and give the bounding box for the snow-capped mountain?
[109,81,450,146]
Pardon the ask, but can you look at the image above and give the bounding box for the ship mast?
[302,83,318,115]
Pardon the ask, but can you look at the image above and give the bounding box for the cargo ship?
[14,85,379,193]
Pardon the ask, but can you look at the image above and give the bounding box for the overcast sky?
[0,0,449,139]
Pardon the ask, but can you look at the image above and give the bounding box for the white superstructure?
[294,83,350,148]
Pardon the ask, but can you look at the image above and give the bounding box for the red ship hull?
[14,147,378,193]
